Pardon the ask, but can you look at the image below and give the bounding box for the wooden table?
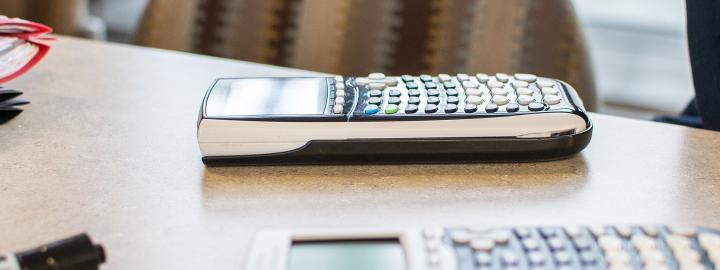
[1,36,719,270]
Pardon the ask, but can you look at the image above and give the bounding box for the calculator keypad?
[350,73,569,116]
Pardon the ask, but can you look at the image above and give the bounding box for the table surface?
[1,36,719,270]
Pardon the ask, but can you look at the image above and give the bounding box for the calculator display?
[205,78,327,117]
[288,240,405,270]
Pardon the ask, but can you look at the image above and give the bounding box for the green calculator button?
[384,104,399,114]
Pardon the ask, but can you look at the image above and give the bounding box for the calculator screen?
[205,78,327,116]
[288,240,405,270]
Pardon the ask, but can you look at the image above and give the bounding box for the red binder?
[0,16,53,84]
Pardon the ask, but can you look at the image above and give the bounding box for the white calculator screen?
[205,78,327,116]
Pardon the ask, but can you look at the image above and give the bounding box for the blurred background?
[0,0,693,119]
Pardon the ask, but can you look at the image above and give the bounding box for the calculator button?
[438,74,452,82]
[356,77,369,86]
[443,82,456,89]
[368,97,382,105]
[515,228,532,238]
[406,82,419,89]
[614,226,633,238]
[364,105,379,114]
[419,74,433,82]
[405,104,418,114]
[425,104,438,113]
[528,102,545,111]
[445,104,458,113]
[485,103,498,113]
[517,95,534,105]
[457,73,470,81]
[408,97,421,104]
[408,89,421,96]
[544,95,561,105]
[446,89,459,96]
[447,96,459,104]
[464,104,478,113]
[368,72,386,80]
[495,73,509,82]
[384,78,398,86]
[547,237,565,251]
[514,73,537,82]
[491,88,508,96]
[511,80,529,88]
[427,96,440,104]
[369,82,386,90]
[466,88,483,96]
[425,82,438,90]
[528,252,545,266]
[335,82,345,90]
[335,90,345,97]
[335,97,345,104]
[598,236,623,251]
[384,104,399,114]
[476,73,490,83]
[388,97,401,105]
[487,80,504,88]
[369,89,383,97]
[537,79,555,88]
[516,87,533,96]
[470,238,495,251]
[388,89,402,97]
[501,251,520,265]
[334,75,343,82]
[554,251,571,265]
[541,87,559,95]
[699,233,720,249]
[506,103,520,112]
[492,95,509,105]
[427,89,440,96]
[466,95,483,105]
[401,75,414,82]
[579,251,597,264]
[669,226,697,237]
[522,238,540,250]
[333,104,343,113]
[462,81,480,89]
[476,252,493,266]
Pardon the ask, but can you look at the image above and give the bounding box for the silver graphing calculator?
[197,73,592,165]
[246,225,720,270]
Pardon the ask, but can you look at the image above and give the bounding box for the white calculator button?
[490,88,508,96]
[356,77,369,86]
[541,87,559,95]
[470,238,495,251]
[335,82,345,90]
[536,78,555,88]
[640,249,665,264]
[492,95,509,105]
[456,73,470,81]
[676,249,701,264]
[606,250,631,265]
[462,81,480,89]
[564,226,583,238]
[517,95,534,105]
[516,87,533,96]
[465,88,483,96]
[368,72,386,80]
[384,77,399,86]
[438,74,452,82]
[333,104,343,113]
[511,80,529,88]
[598,235,623,251]
[544,95,562,105]
[335,97,345,104]
[642,226,660,237]
[487,80,504,88]
[631,235,656,250]
[475,73,490,83]
[489,230,511,244]
[699,233,720,249]
[670,226,697,237]
[679,262,705,270]
[466,95,483,105]
[451,231,473,244]
[368,82,386,90]
[666,235,691,250]
[495,73,509,82]
[514,73,537,82]
[335,90,345,97]
[334,75,343,82]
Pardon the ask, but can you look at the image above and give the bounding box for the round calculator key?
[419,74,433,82]
[491,87,508,96]
[541,87,559,95]
[369,82,386,90]
[401,75,414,82]
[446,89,459,96]
[447,96,459,104]
[333,104,343,114]
[485,103,498,113]
[405,104,419,114]
[425,82,438,89]
[388,97,401,105]
[369,89,383,97]
[464,104,478,113]
[554,251,572,265]
[368,72,386,80]
[536,78,555,88]
[495,73,509,82]
[487,80,504,88]
[544,95,561,105]
[476,73,490,83]
[408,96,421,104]
[438,74,452,82]
[528,102,546,111]
[492,95,509,105]
[470,238,495,251]
[514,73,537,82]
[573,238,592,250]
[443,82,456,89]
[384,104,399,114]
[517,95,534,105]
[425,104,438,113]
[427,89,440,96]
[506,103,520,112]
[388,89,402,97]
[462,81,480,89]
[528,252,545,266]
[364,105,379,114]
[408,89,421,96]
[384,78,398,86]
[334,75,343,82]
[427,96,440,105]
[406,82,419,89]
[368,97,383,105]
[456,73,470,81]
[335,97,345,104]
[466,88,483,96]
[516,87,533,96]
[355,77,369,85]
[511,80,529,88]
[547,237,565,251]
[445,104,458,113]
[466,95,483,105]
[335,82,345,90]
[598,236,623,251]
[522,238,540,250]
[335,90,345,97]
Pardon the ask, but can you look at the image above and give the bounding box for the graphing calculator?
[245,225,720,270]
[196,73,592,165]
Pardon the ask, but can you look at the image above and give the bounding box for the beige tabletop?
[1,36,719,269]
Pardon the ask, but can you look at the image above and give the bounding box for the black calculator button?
[388,89,401,97]
[444,104,458,113]
[446,89,459,96]
[406,82,419,89]
[424,104,438,113]
[388,97,401,105]
[419,74,433,82]
[405,104,418,114]
[427,89,440,96]
[408,89,421,96]
[506,103,520,112]
[401,75,414,82]
[485,103,498,113]
[447,96,459,104]
[528,102,545,111]
[368,97,382,105]
[464,104,478,113]
[424,82,438,89]
[369,89,383,97]
[427,96,440,104]
[443,82,456,89]
[408,96,421,104]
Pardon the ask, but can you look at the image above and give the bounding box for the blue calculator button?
[364,105,379,115]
